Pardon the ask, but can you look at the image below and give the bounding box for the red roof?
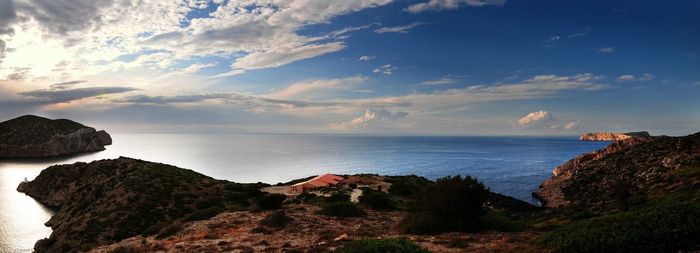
[292,174,344,188]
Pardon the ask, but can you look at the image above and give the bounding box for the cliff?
[579,131,652,141]
[17,157,266,253]
[0,115,112,158]
[535,132,700,209]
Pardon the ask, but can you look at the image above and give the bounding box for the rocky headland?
[579,131,652,141]
[0,115,112,158]
[535,132,699,209]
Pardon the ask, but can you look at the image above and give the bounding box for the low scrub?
[359,189,397,210]
[155,221,183,239]
[335,238,431,253]
[537,201,700,253]
[260,210,292,228]
[255,194,287,210]
[319,202,366,217]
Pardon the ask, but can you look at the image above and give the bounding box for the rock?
[333,233,349,242]
[0,115,112,158]
[534,132,700,209]
[579,131,652,141]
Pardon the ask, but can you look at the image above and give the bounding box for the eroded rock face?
[534,133,700,209]
[0,115,112,158]
[579,131,652,141]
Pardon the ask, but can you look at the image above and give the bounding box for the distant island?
[579,131,653,141]
[0,115,111,158]
[10,119,700,252]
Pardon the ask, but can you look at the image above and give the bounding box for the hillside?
[536,133,700,210]
[0,115,112,158]
[17,157,266,253]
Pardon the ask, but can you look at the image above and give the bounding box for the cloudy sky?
[0,0,698,135]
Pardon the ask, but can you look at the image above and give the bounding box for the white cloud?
[597,47,615,53]
[374,22,425,34]
[563,120,581,130]
[639,73,654,81]
[518,110,555,126]
[517,111,582,130]
[618,74,635,81]
[373,64,397,75]
[406,0,505,13]
[331,108,408,129]
[358,55,376,61]
[618,73,654,82]
[0,0,394,81]
[268,76,368,100]
[421,76,459,85]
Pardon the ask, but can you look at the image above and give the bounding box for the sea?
[0,133,609,252]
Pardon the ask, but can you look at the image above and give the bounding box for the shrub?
[349,183,358,189]
[183,206,224,221]
[537,201,700,253]
[255,194,287,210]
[325,192,351,203]
[402,175,488,234]
[319,202,366,217]
[335,238,431,253]
[388,175,431,196]
[155,221,183,239]
[260,210,292,228]
[359,189,396,210]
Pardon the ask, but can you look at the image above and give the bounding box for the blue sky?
[0,0,698,135]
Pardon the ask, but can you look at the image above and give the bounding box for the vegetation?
[155,221,184,239]
[359,188,397,210]
[537,200,700,253]
[260,210,292,228]
[387,175,431,196]
[254,193,287,210]
[335,238,431,253]
[326,192,351,203]
[402,175,489,234]
[319,202,366,217]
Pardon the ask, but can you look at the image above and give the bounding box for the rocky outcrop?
[535,132,700,209]
[0,115,112,158]
[579,131,652,141]
[17,157,265,253]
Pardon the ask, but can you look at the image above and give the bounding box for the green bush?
[537,201,700,253]
[326,192,351,203]
[388,175,431,196]
[359,189,397,210]
[402,175,488,234]
[319,202,366,217]
[260,210,292,228]
[335,238,430,253]
[255,194,287,210]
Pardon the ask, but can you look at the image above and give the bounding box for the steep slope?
[535,133,700,210]
[17,157,265,253]
[0,115,112,158]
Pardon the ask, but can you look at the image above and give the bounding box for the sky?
[0,0,698,135]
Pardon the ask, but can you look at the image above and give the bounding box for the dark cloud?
[115,93,411,110]
[50,80,87,90]
[1,67,30,82]
[0,0,17,35]
[14,0,114,36]
[18,87,137,103]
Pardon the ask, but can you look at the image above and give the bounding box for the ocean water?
[0,133,609,252]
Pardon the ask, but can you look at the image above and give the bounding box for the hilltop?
[0,115,112,158]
